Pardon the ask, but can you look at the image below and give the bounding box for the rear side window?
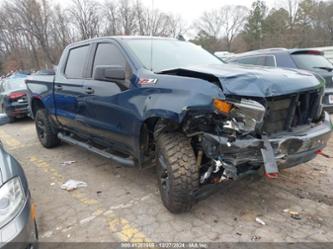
[65,45,89,78]
[93,43,126,71]
[237,56,261,65]
[236,56,265,66]
[233,55,275,67]
[265,56,276,67]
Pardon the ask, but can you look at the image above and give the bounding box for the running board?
[57,133,135,167]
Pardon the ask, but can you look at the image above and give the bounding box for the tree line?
[0,0,332,74]
[192,0,333,53]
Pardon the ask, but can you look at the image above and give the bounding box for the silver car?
[0,115,38,249]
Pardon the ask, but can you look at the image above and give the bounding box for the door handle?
[85,87,95,94]
[54,85,63,90]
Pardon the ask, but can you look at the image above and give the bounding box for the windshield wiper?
[313,66,333,72]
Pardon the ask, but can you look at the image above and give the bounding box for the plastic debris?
[289,211,301,220]
[61,180,87,191]
[61,161,76,166]
[255,217,266,226]
[41,231,53,238]
[251,235,261,241]
[284,209,302,220]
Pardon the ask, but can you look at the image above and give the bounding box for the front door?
[81,42,137,155]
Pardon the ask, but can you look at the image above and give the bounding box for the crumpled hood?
[179,64,323,97]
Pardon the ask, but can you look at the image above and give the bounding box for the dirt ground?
[0,117,332,243]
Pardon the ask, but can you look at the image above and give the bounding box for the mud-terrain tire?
[35,109,60,148]
[156,132,199,213]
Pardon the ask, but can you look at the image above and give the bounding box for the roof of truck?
[65,36,179,49]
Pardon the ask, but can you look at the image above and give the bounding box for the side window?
[93,43,126,71]
[238,56,260,65]
[265,55,276,67]
[65,45,90,79]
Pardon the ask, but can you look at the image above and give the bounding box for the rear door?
[80,41,136,154]
[54,44,91,135]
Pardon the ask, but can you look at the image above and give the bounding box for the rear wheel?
[156,132,199,213]
[35,109,60,148]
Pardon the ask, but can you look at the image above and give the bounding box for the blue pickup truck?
[26,37,332,213]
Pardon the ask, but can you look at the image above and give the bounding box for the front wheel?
[35,109,60,148]
[156,132,199,213]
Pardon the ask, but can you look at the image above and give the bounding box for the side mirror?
[0,114,9,126]
[93,65,126,82]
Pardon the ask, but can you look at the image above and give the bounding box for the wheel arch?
[138,116,182,167]
[30,97,45,118]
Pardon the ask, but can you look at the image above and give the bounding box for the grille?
[263,89,322,134]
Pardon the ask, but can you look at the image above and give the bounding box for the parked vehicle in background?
[26,37,332,213]
[0,114,38,249]
[32,69,55,76]
[307,46,333,64]
[0,74,30,122]
[214,51,235,61]
[227,48,333,113]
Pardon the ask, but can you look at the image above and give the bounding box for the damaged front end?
[183,90,332,187]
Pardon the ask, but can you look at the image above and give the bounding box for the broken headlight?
[214,98,265,133]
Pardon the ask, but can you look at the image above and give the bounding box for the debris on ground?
[50,182,55,186]
[283,209,302,220]
[61,179,87,191]
[41,231,53,238]
[60,160,76,166]
[251,235,261,241]
[255,217,266,226]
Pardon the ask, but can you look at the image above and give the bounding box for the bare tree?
[194,10,224,38]
[194,5,248,50]
[221,5,248,50]
[117,0,137,35]
[5,0,56,64]
[285,0,299,29]
[69,0,101,40]
[50,5,74,60]
[104,0,121,35]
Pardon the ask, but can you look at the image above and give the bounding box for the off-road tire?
[156,132,199,213]
[35,109,60,148]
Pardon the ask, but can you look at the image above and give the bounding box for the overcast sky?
[140,0,280,24]
[55,0,286,24]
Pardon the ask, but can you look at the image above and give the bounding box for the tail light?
[9,92,26,100]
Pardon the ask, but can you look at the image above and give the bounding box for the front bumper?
[202,112,332,170]
[0,195,38,249]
